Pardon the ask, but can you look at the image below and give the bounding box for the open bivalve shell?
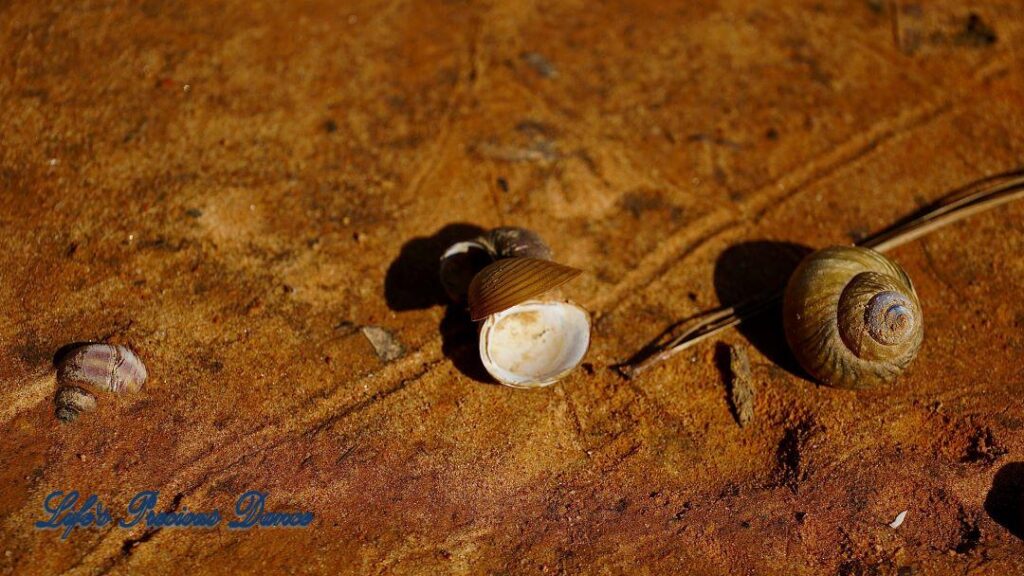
[469,257,591,388]
[478,300,591,388]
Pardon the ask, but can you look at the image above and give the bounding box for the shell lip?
[468,257,583,321]
[439,240,495,304]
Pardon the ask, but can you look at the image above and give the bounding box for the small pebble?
[361,326,405,362]
[727,344,755,427]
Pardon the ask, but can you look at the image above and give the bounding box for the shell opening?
[439,240,494,304]
[479,300,591,388]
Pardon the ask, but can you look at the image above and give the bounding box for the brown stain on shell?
[468,258,583,321]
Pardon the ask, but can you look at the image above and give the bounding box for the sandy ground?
[1,0,1023,574]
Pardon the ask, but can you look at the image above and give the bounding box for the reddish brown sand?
[1,1,1023,574]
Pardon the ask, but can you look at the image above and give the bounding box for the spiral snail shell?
[481,227,553,261]
[783,246,923,389]
[54,343,147,422]
[439,227,555,304]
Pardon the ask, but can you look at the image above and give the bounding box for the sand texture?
[1,0,1023,574]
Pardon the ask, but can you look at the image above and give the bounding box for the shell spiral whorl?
[863,289,915,346]
[783,246,923,389]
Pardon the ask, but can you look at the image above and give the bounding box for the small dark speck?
[185,208,203,218]
[673,502,692,520]
[958,13,997,46]
[496,177,509,192]
[687,292,698,302]
[847,227,869,243]
[795,511,806,523]
[281,284,294,294]
[65,242,78,258]
[581,362,595,375]
[323,119,338,133]
[765,127,779,140]
[897,567,913,576]
[740,521,751,528]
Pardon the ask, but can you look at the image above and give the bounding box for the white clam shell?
[478,299,591,388]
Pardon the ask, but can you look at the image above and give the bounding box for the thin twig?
[618,168,1024,378]
[617,294,778,378]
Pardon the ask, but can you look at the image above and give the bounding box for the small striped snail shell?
[439,227,554,304]
[783,246,923,389]
[54,344,147,422]
[481,227,553,260]
[439,227,591,388]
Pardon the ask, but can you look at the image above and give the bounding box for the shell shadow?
[384,223,494,383]
[384,223,486,312]
[712,241,813,377]
[440,306,494,384]
[985,462,1024,540]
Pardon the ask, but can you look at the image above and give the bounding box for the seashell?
[468,257,583,321]
[439,240,494,304]
[783,246,923,389]
[439,227,590,388]
[478,299,591,388]
[482,227,553,260]
[889,510,908,529]
[54,344,147,422]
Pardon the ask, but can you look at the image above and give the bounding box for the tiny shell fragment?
[361,326,405,362]
[727,344,754,427]
[889,510,908,529]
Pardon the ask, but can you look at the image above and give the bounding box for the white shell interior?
[479,300,591,388]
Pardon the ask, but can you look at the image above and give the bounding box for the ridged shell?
[468,257,583,321]
[56,344,148,394]
[54,344,147,422]
[783,246,923,389]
